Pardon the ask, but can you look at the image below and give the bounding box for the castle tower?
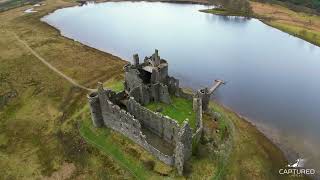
[196,80,225,111]
[133,54,139,66]
[87,92,104,127]
[174,121,193,175]
[193,97,203,129]
[151,68,160,83]
[196,88,210,112]
[154,49,160,66]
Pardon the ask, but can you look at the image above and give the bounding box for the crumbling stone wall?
[191,97,203,157]
[167,76,179,96]
[159,63,168,82]
[88,89,176,166]
[89,86,203,175]
[192,127,202,148]
[124,65,143,92]
[87,92,104,128]
[128,85,151,105]
[193,97,203,130]
[149,145,174,165]
[124,50,172,105]
[174,122,193,175]
[127,97,180,144]
[159,84,171,104]
[87,49,213,175]
[150,83,160,102]
[126,96,202,175]
[178,88,194,100]
[128,83,170,105]
[195,88,211,112]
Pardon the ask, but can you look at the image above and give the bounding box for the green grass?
[104,79,124,93]
[0,0,42,12]
[0,1,127,178]
[265,21,320,46]
[77,81,143,178]
[145,96,196,129]
[209,102,299,180]
[200,8,248,17]
[207,103,234,180]
[79,119,150,180]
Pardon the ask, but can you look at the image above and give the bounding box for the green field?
[104,79,124,93]
[0,0,42,12]
[0,0,128,178]
[145,96,196,129]
[265,21,320,46]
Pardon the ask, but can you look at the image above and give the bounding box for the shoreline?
[260,20,320,47]
[100,0,209,5]
[215,100,297,162]
[0,0,296,178]
[200,5,320,47]
[40,0,289,163]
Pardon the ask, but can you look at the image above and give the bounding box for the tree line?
[209,0,253,16]
[256,0,320,14]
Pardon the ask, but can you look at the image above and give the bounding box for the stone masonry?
[88,50,222,175]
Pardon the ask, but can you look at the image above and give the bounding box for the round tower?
[87,92,104,127]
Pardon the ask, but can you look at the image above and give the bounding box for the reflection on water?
[42,1,320,171]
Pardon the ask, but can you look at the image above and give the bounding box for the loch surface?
[42,2,320,169]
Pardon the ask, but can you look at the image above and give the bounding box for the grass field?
[145,96,196,129]
[104,78,124,92]
[0,0,42,12]
[0,0,304,179]
[0,0,128,178]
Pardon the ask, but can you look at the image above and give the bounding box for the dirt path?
[12,32,96,92]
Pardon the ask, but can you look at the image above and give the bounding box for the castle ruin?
[88,49,222,175]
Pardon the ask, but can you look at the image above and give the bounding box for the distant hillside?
[281,0,320,11]
[0,0,43,12]
[256,0,320,13]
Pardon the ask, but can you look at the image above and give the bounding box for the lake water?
[42,1,320,170]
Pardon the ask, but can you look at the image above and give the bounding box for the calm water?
[42,2,320,169]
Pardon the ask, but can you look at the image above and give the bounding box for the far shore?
[199,2,320,47]
[0,0,310,178]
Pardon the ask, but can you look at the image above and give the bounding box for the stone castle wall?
[126,97,180,144]
[88,89,175,166]
[88,92,104,128]
[167,76,179,96]
[128,83,171,106]
[192,127,202,146]
[178,88,194,101]
[86,50,216,175]
[88,87,204,175]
